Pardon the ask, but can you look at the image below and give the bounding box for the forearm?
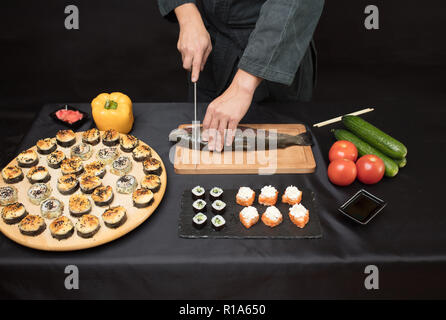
[174,3,203,27]
[232,69,262,96]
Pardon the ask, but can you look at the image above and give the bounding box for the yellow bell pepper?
[91,92,134,134]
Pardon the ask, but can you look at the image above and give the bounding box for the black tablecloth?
[0,102,444,299]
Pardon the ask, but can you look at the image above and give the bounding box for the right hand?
[175,3,212,82]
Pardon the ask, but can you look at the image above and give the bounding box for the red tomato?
[356,155,385,184]
[329,140,358,162]
[327,159,357,186]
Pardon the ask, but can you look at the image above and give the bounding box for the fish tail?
[295,131,313,146]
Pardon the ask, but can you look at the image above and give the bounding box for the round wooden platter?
[0,131,167,251]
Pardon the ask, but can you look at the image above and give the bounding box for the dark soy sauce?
[343,193,382,222]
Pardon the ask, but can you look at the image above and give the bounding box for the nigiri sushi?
[282,186,302,205]
[258,185,278,206]
[289,203,309,228]
[239,206,259,229]
[261,206,283,227]
[236,187,255,206]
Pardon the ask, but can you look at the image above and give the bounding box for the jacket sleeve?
[157,0,196,21]
[238,0,324,86]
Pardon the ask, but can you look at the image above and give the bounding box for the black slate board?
[178,188,322,239]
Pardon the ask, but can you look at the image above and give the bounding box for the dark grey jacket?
[158,0,324,102]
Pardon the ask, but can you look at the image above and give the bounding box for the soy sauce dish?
[338,189,386,225]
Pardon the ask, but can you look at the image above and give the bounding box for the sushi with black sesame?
[1,165,24,184]
[102,129,120,147]
[141,174,161,193]
[91,185,114,207]
[36,138,57,155]
[192,199,207,213]
[211,215,226,231]
[27,183,51,205]
[56,129,76,147]
[116,175,137,194]
[79,174,102,194]
[142,157,162,175]
[26,166,51,184]
[1,186,18,206]
[68,193,92,217]
[192,212,207,229]
[132,144,152,162]
[132,188,154,208]
[1,202,27,224]
[61,157,84,176]
[40,197,64,219]
[49,216,74,240]
[211,200,226,214]
[47,150,66,169]
[84,160,106,178]
[82,128,101,145]
[102,206,127,228]
[18,215,46,236]
[71,143,92,160]
[111,156,132,176]
[16,149,38,168]
[191,186,205,200]
[75,214,100,238]
[209,187,223,201]
[119,134,139,152]
[57,174,79,195]
[96,147,120,165]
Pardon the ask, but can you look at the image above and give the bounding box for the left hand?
[202,69,262,151]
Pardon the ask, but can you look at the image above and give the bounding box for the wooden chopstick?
[313,108,375,128]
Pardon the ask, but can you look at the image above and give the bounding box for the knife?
[192,81,199,166]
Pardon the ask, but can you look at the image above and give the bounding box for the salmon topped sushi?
[289,203,309,228]
[239,206,259,229]
[258,185,278,206]
[282,186,302,205]
[261,206,283,227]
[236,187,255,206]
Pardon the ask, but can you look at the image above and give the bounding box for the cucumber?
[393,157,407,168]
[342,115,407,159]
[333,129,399,177]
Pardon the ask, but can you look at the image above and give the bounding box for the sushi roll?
[192,199,207,213]
[57,174,79,195]
[91,185,114,207]
[18,215,46,236]
[102,206,127,228]
[40,197,64,219]
[70,143,92,161]
[75,214,100,238]
[111,156,132,176]
[132,144,152,162]
[36,138,57,155]
[27,183,51,205]
[211,200,226,214]
[119,134,139,152]
[56,129,76,147]
[61,157,84,176]
[96,147,120,165]
[1,165,24,184]
[0,186,18,206]
[192,212,207,229]
[142,157,162,175]
[288,203,309,228]
[49,216,74,240]
[116,175,138,194]
[209,187,223,201]
[79,174,102,194]
[191,186,205,200]
[282,186,302,205]
[258,185,278,206]
[2,202,27,225]
[102,129,120,147]
[132,188,154,208]
[68,193,92,217]
[211,215,226,231]
[16,149,38,168]
[261,206,283,228]
[84,161,106,179]
[239,206,259,229]
[141,174,161,193]
[47,150,66,169]
[26,165,51,184]
[236,187,255,207]
[82,128,101,146]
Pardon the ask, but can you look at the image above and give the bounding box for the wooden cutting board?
[173,124,316,174]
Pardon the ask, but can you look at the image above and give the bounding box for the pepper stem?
[104,100,118,110]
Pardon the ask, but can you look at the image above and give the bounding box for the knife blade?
[192,81,199,166]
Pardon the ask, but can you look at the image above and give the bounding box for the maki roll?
[102,206,127,228]
[2,202,27,225]
[57,174,79,195]
[36,138,57,155]
[211,215,226,231]
[79,174,102,194]
[236,187,255,207]
[16,149,38,168]
[27,183,51,205]
[91,185,114,207]
[61,157,84,176]
[49,216,74,240]
[116,175,137,194]
[258,185,278,206]
[211,200,226,214]
[132,144,152,162]
[82,128,101,145]
[96,147,120,165]
[40,197,64,219]
[0,186,18,206]
[239,206,259,229]
[68,193,92,217]
[2,165,24,184]
[18,215,46,236]
[84,161,106,179]
[111,156,132,176]
[192,212,207,229]
[141,174,161,193]
[282,185,302,205]
[102,129,120,147]
[288,203,309,229]
[56,129,76,147]
[119,134,139,152]
[75,214,100,238]
[132,188,154,208]
[70,143,92,161]
[209,187,223,201]
[261,206,283,228]
[192,199,207,213]
[191,186,205,200]
[142,157,162,175]
[26,166,51,184]
[47,150,66,169]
